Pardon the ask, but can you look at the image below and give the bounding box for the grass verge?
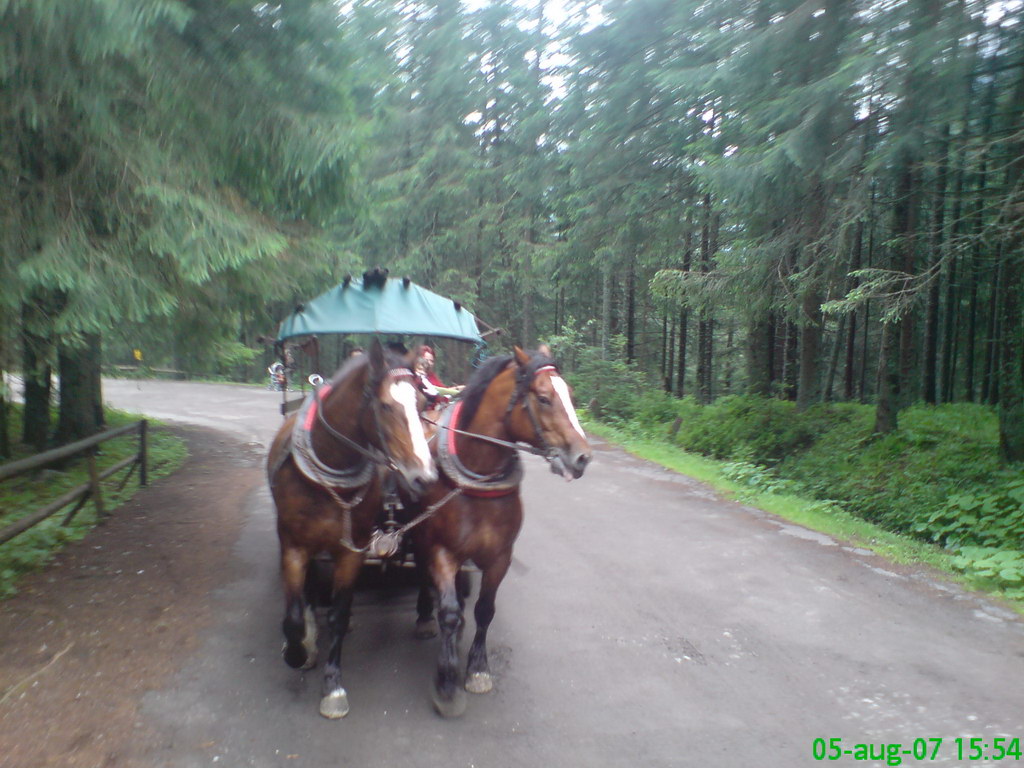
[585,419,1022,611]
[0,409,188,599]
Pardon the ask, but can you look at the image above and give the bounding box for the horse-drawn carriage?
[265,268,592,719]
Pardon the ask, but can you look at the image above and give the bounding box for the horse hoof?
[465,672,493,694]
[319,689,350,719]
[431,685,467,719]
[282,642,313,670]
[414,618,438,639]
[300,649,318,671]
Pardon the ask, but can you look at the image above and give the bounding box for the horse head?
[508,345,592,481]
[362,340,437,495]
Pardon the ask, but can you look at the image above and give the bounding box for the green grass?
[0,408,187,599]
[583,419,1021,609]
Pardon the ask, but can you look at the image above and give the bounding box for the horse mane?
[456,348,558,428]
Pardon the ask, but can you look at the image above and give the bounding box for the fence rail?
[0,421,148,546]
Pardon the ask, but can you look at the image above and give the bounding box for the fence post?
[87,449,106,519]
[139,419,148,486]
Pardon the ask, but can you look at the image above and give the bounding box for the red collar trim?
[447,400,517,498]
[303,383,333,431]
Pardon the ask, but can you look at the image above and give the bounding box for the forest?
[1,1,1022,586]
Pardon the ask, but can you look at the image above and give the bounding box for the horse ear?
[513,346,531,367]
[369,338,385,374]
[537,343,552,358]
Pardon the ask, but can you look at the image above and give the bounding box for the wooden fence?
[0,421,148,545]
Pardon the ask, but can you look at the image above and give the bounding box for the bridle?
[506,363,561,459]
[425,361,565,462]
[310,366,420,476]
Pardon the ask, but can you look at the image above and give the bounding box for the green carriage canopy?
[276,275,484,344]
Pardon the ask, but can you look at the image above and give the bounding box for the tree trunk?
[874,322,898,433]
[998,251,1022,461]
[824,316,846,402]
[675,222,693,397]
[923,125,950,404]
[56,333,104,444]
[723,321,735,393]
[844,220,864,400]
[0,378,8,459]
[981,257,1002,404]
[625,259,636,363]
[997,60,1024,461]
[600,264,612,359]
[663,315,671,393]
[21,297,55,451]
[783,320,799,401]
[964,75,999,402]
[941,133,968,403]
[797,287,823,411]
[894,159,920,407]
[696,196,716,404]
[746,316,773,396]
[677,308,688,396]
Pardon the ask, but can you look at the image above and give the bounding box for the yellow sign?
[132,348,143,362]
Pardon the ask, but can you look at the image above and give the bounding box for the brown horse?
[410,345,592,717]
[266,340,435,719]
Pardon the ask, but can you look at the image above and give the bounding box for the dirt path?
[0,426,261,768]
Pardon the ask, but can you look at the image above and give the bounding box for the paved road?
[103,379,1024,768]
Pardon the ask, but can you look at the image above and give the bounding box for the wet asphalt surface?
[101,379,1024,768]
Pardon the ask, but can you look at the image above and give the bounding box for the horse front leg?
[429,549,466,718]
[465,550,511,694]
[319,552,363,719]
[280,547,317,670]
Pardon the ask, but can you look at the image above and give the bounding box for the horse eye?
[537,394,552,406]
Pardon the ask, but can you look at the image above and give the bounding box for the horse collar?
[290,384,375,490]
[436,400,522,497]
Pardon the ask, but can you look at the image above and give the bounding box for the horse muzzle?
[548,448,591,481]
[400,464,438,497]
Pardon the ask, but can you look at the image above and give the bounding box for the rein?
[420,413,548,457]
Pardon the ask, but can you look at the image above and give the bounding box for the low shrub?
[589,386,1019,554]
[564,339,650,424]
[913,473,1024,550]
[952,547,1024,600]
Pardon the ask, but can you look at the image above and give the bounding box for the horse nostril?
[412,472,434,495]
[573,453,591,475]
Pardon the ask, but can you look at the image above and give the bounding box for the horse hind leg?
[281,548,318,670]
[465,553,511,695]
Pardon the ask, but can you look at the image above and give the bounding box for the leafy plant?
[914,475,1024,549]
[952,547,1024,600]
[720,459,797,497]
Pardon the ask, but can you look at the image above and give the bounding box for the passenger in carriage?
[415,345,463,407]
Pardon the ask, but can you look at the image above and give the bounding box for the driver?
[416,345,463,403]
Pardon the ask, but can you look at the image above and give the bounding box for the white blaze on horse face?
[390,380,434,473]
[549,375,587,440]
